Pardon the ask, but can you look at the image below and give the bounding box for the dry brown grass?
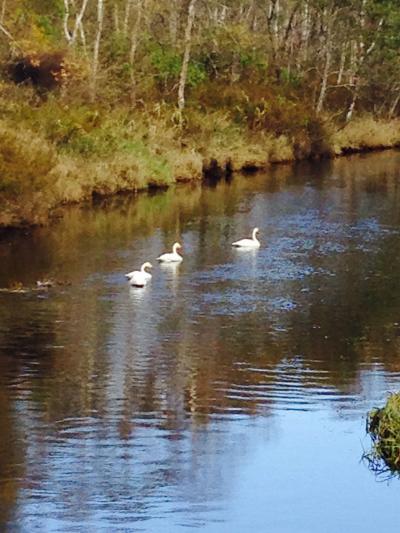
[1,86,399,229]
[332,117,400,155]
[185,110,295,171]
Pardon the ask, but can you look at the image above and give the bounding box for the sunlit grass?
[1,82,400,228]
[365,392,400,477]
[333,117,400,155]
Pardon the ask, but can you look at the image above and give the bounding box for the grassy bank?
[366,393,400,476]
[0,83,399,228]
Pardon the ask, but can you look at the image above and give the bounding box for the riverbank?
[1,85,399,228]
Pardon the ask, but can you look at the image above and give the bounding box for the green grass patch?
[365,392,400,476]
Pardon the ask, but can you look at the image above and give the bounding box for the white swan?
[125,262,153,287]
[157,242,183,263]
[232,227,260,248]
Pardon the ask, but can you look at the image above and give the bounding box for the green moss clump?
[366,393,400,475]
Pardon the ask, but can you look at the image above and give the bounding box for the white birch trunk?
[0,0,6,24]
[316,10,336,115]
[73,0,89,44]
[64,0,89,47]
[337,44,346,85]
[388,92,400,119]
[63,0,71,42]
[301,0,310,62]
[113,4,120,33]
[178,0,197,113]
[316,45,331,114]
[129,0,143,104]
[345,2,382,121]
[123,0,133,35]
[91,0,104,100]
[169,0,178,44]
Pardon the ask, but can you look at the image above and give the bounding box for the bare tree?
[0,0,6,24]
[123,0,133,35]
[63,0,89,48]
[178,0,197,113]
[316,8,337,115]
[91,0,105,100]
[169,0,179,45]
[129,0,143,104]
[388,88,400,119]
[345,1,383,121]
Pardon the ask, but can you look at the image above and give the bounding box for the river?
[1,151,400,532]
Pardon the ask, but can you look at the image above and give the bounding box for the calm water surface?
[1,152,400,532]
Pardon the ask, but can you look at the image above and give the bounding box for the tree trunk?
[63,0,89,47]
[113,4,120,33]
[129,0,143,105]
[123,0,133,35]
[346,89,358,122]
[300,0,310,63]
[169,0,179,44]
[316,46,331,114]
[337,44,346,84]
[91,0,104,100]
[0,0,6,24]
[345,1,382,121]
[63,0,71,42]
[266,0,279,68]
[178,0,197,113]
[388,91,400,120]
[316,9,336,115]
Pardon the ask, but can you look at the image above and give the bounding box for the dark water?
[1,151,400,532]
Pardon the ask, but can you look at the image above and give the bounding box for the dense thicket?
[0,0,398,119]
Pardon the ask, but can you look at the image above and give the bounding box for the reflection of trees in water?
[0,297,57,527]
[0,388,24,527]
[0,286,117,528]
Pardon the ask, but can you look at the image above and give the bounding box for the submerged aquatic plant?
[365,393,400,478]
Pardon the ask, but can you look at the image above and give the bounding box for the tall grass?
[332,117,400,155]
[365,392,400,477]
[0,120,57,225]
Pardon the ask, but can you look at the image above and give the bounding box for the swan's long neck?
[252,229,259,241]
[173,243,180,254]
[141,263,149,272]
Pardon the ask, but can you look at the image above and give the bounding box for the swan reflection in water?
[128,284,149,303]
[159,261,181,296]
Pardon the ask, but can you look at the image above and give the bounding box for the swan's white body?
[157,242,183,263]
[232,227,260,248]
[125,262,153,287]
